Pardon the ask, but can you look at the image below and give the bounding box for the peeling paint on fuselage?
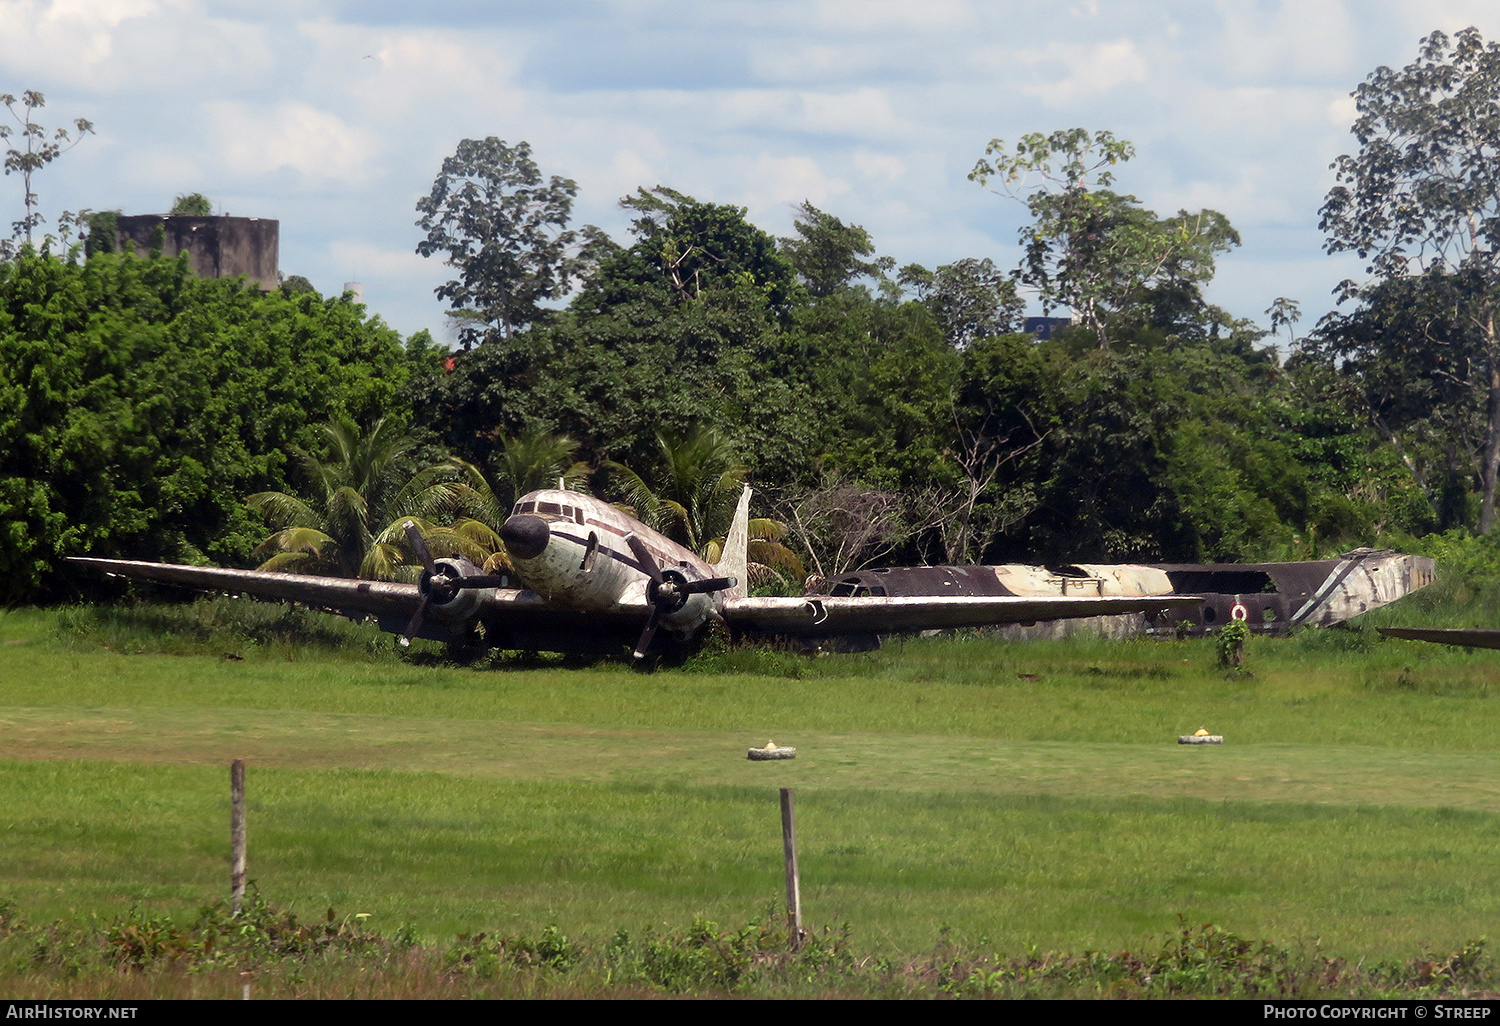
[501,489,722,636]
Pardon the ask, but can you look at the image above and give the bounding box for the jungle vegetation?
[6,30,1500,602]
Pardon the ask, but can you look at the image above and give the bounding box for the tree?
[583,186,799,316]
[780,201,891,298]
[1320,27,1500,532]
[781,476,907,579]
[1265,297,1302,343]
[170,193,213,216]
[898,257,1023,347]
[1308,271,1480,528]
[0,249,424,603]
[969,129,1237,348]
[415,138,597,346]
[608,426,750,554]
[0,90,92,250]
[246,416,471,580]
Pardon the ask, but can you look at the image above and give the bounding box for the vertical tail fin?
[714,484,752,601]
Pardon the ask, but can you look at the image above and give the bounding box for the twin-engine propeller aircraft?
[71,486,1202,664]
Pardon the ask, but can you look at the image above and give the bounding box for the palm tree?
[704,517,806,590]
[246,416,477,580]
[446,428,591,572]
[609,426,804,586]
[608,426,744,552]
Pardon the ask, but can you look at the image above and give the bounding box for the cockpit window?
[511,499,582,521]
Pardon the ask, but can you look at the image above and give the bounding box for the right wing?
[723,593,1204,638]
[68,558,426,617]
[67,557,654,649]
[1376,627,1500,649]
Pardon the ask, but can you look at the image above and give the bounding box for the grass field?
[2,593,1499,997]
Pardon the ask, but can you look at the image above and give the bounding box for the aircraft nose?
[500,514,550,560]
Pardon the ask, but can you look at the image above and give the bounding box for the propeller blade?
[400,593,430,647]
[632,607,662,662]
[453,575,510,590]
[403,521,437,575]
[679,576,736,595]
[625,534,663,583]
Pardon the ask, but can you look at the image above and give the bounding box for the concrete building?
[115,215,279,291]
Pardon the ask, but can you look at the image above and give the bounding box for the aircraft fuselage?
[498,489,727,640]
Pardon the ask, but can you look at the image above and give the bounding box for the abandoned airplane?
[71,486,1203,663]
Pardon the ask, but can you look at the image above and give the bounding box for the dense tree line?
[0,249,439,602]
[7,28,1500,603]
[407,157,1424,574]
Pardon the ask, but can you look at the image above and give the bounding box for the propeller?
[399,521,509,646]
[625,533,736,662]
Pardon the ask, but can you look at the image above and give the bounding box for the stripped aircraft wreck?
[805,548,1435,644]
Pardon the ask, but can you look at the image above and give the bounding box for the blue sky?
[3,0,1497,342]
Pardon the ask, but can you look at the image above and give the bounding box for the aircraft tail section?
[714,484,752,601]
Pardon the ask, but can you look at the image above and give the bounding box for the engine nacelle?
[422,557,489,623]
[652,567,722,637]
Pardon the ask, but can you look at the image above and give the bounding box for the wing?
[69,557,425,616]
[1376,627,1500,649]
[65,557,616,646]
[723,593,1204,637]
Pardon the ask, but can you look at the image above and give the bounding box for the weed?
[0,895,1495,998]
[1217,620,1251,669]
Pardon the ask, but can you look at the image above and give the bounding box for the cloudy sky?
[2,0,1497,342]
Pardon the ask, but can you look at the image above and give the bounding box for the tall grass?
[0,893,1493,999]
[2,593,1500,995]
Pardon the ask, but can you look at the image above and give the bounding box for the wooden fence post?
[780,787,803,950]
[230,759,246,914]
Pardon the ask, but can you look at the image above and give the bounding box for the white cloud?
[0,0,169,71]
[18,0,1500,339]
[205,101,379,185]
[295,20,527,125]
[799,88,906,138]
[1213,0,1357,80]
[814,0,974,30]
[1327,93,1358,127]
[0,0,281,93]
[854,149,905,182]
[328,238,428,278]
[743,153,849,214]
[1018,39,1149,105]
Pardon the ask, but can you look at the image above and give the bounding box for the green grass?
[2,597,1500,994]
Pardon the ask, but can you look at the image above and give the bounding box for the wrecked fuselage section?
[804,548,1435,643]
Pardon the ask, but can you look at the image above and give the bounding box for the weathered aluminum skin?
[807,549,1436,639]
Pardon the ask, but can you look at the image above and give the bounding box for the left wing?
[723,593,1203,638]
